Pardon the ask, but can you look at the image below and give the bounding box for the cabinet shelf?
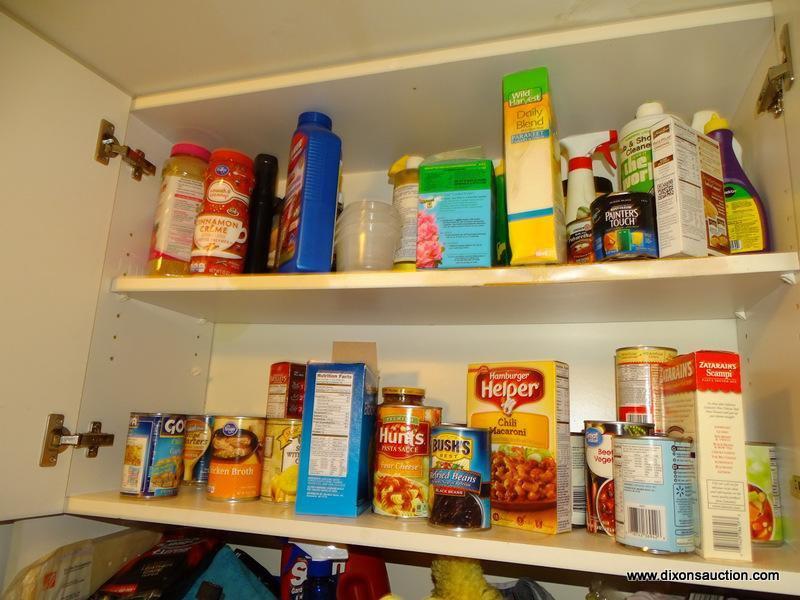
[113,253,799,325]
[67,489,798,594]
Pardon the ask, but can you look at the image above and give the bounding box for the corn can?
[121,413,185,498]
[261,418,302,503]
[207,416,265,502]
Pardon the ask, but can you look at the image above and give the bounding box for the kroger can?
[261,418,302,503]
[584,420,654,535]
[746,442,784,546]
[182,415,214,486]
[121,413,186,498]
[615,346,677,429]
[571,432,586,526]
[613,435,696,554]
[429,424,491,531]
[207,416,266,502]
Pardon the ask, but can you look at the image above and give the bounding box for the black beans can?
[429,424,491,531]
[591,191,658,260]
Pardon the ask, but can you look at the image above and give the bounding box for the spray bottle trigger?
[596,131,618,170]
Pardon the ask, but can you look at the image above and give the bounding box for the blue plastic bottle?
[278,111,342,272]
[301,560,338,599]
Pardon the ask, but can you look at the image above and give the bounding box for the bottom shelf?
[66,489,797,594]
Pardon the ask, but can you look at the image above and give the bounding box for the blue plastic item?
[302,560,338,599]
[277,111,342,272]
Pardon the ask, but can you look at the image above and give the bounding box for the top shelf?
[130,4,773,172]
[113,253,799,325]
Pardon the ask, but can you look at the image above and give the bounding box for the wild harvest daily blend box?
[502,67,567,264]
[467,361,571,533]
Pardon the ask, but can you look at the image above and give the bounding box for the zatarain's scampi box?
[467,361,571,533]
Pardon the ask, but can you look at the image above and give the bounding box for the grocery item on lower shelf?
[296,362,378,517]
[745,441,784,546]
[570,432,586,527]
[261,418,302,504]
[121,413,186,499]
[467,361,571,534]
[207,416,266,502]
[182,415,214,486]
[266,362,307,419]
[614,345,677,428]
[663,350,752,561]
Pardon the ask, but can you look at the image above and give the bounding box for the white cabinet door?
[0,13,131,519]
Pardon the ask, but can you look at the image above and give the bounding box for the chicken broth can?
[207,416,266,502]
[746,442,784,546]
[182,415,214,486]
[584,420,653,535]
[613,435,696,554]
[429,425,491,531]
[121,413,186,498]
[373,396,442,518]
[615,346,677,429]
[261,419,302,504]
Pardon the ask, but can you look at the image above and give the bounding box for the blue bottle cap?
[298,111,333,130]
[307,560,331,577]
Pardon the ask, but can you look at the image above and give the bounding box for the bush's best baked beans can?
[745,442,784,546]
[261,418,302,503]
[207,416,265,502]
[429,424,491,531]
[121,413,186,499]
[584,420,653,535]
[613,435,696,554]
[570,432,586,526]
[615,346,677,429]
[182,415,214,486]
[373,394,442,518]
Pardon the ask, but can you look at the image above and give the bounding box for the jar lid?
[210,148,254,171]
[382,386,425,397]
[171,143,211,162]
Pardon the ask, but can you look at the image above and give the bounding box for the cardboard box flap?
[332,341,378,374]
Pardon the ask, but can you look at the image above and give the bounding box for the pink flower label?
[417,209,444,268]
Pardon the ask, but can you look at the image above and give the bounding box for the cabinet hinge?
[39,413,115,467]
[757,24,794,117]
[95,119,156,180]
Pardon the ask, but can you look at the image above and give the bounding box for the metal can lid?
[382,386,425,397]
[615,346,678,354]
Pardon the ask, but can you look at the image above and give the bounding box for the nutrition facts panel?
[308,371,354,478]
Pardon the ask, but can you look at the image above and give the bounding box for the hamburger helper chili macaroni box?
[467,361,571,534]
[502,67,567,265]
[662,351,752,561]
[296,362,378,517]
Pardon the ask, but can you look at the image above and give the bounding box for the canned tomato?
[613,435,696,554]
[429,424,491,531]
[571,432,586,526]
[746,442,784,546]
[190,149,255,275]
[373,392,442,518]
[591,191,658,260]
[615,346,677,429]
[261,419,302,503]
[585,420,653,535]
[121,413,186,498]
[207,416,265,502]
[182,415,214,486]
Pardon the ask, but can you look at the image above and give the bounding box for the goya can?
[373,389,442,518]
[591,191,658,261]
[121,413,186,498]
[190,149,255,275]
[261,418,302,503]
[207,416,265,502]
[585,420,653,535]
[746,442,784,546]
[182,415,214,486]
[613,435,696,554]
[615,346,677,429]
[571,432,586,526]
[429,424,491,531]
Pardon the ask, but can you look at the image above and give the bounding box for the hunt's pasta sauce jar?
[591,192,658,260]
[429,424,491,531]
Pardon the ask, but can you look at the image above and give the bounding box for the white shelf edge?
[66,490,799,594]
[112,253,799,294]
[131,2,772,111]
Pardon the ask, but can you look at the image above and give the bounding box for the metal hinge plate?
[40,413,115,467]
[758,24,794,117]
[95,119,156,180]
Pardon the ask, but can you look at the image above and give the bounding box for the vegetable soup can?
[207,416,266,502]
[261,418,302,504]
[746,442,784,546]
[182,415,214,486]
[429,424,491,531]
[571,432,586,526]
[584,420,654,535]
[615,346,677,430]
[121,413,186,498]
[613,435,696,554]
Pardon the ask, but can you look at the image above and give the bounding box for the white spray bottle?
[560,131,617,263]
